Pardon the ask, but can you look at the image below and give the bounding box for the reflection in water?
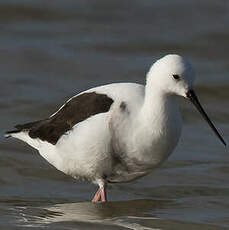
[18,200,158,222]
[40,199,165,221]
[15,199,228,230]
[17,199,166,229]
[1,0,229,229]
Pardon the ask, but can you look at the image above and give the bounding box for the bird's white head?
[146,54,226,147]
[147,54,195,97]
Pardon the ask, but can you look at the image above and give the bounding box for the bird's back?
[81,82,145,112]
[5,82,146,179]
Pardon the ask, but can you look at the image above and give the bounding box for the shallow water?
[1,0,229,229]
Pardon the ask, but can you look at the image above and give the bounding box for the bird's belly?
[113,120,182,177]
[136,113,182,167]
[108,134,180,184]
[136,131,181,169]
[52,113,114,182]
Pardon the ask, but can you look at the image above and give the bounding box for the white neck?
[139,83,182,149]
[129,85,182,167]
[141,85,180,126]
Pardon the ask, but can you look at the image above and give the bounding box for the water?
[0,0,229,229]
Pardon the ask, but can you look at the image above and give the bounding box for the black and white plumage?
[5,54,226,202]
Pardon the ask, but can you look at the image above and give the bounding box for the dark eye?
[172,74,180,80]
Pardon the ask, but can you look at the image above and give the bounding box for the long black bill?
[186,90,226,146]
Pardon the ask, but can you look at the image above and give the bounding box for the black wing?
[6,92,113,145]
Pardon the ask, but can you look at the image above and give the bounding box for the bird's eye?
[172,74,180,80]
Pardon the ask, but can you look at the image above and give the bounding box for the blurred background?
[0,0,229,229]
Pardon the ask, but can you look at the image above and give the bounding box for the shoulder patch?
[120,102,127,111]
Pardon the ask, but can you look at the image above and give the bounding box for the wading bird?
[5,54,226,202]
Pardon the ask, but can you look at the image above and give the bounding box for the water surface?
[0,0,229,229]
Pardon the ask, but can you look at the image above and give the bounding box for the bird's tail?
[4,120,44,150]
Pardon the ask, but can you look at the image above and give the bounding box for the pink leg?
[92,188,102,202]
[91,185,107,203]
[100,186,107,202]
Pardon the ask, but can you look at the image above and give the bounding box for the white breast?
[109,93,183,176]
